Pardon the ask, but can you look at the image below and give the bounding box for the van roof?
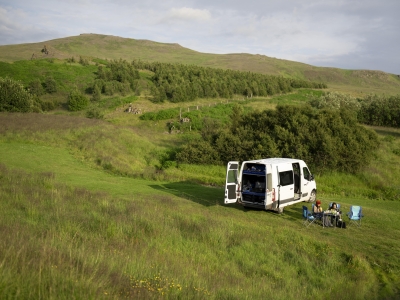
[243,158,304,164]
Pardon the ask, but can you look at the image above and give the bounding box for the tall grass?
[1,94,400,299]
[1,163,399,299]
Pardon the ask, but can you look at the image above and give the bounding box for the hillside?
[1,34,400,299]
[0,33,399,96]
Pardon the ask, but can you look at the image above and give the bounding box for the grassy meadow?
[1,101,400,299]
[1,35,400,299]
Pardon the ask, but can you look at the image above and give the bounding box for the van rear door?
[225,161,239,204]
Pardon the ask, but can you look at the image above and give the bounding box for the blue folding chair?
[302,206,316,227]
[347,205,364,226]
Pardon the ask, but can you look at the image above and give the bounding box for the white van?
[224,158,316,213]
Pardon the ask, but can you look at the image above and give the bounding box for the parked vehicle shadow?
[149,181,224,207]
[149,181,241,211]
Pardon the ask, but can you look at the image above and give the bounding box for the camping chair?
[346,205,364,226]
[302,206,316,227]
[311,203,324,226]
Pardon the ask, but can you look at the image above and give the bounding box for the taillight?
[272,188,276,202]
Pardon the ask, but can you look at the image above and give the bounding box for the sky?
[1,0,399,74]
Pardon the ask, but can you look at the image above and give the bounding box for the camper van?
[224,158,316,213]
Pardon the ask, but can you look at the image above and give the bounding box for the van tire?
[309,190,316,202]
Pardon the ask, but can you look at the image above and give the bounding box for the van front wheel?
[309,190,316,202]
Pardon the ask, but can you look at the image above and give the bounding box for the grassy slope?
[1,108,400,299]
[1,130,400,300]
[1,34,400,299]
[1,33,400,96]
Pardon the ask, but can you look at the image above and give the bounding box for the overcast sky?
[1,0,399,74]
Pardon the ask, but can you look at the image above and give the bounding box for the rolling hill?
[0,33,399,96]
[1,33,400,299]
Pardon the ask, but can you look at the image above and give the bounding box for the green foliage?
[91,85,101,102]
[176,139,222,165]
[309,91,360,111]
[79,56,89,66]
[34,97,56,112]
[309,92,400,129]
[0,60,98,94]
[140,108,179,121]
[66,56,76,63]
[155,149,178,170]
[0,76,34,112]
[177,104,379,174]
[86,106,104,119]
[131,61,327,103]
[358,94,400,127]
[44,76,57,94]
[27,79,44,96]
[67,89,89,111]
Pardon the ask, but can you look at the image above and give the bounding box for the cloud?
[160,7,211,24]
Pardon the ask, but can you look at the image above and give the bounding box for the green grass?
[1,40,400,298]
[0,60,97,92]
[1,108,400,299]
[0,156,399,299]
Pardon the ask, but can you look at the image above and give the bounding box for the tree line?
[131,60,327,103]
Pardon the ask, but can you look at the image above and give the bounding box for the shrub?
[27,79,44,96]
[67,89,89,111]
[86,106,104,119]
[176,104,379,173]
[358,94,400,127]
[0,76,33,112]
[79,56,89,66]
[309,91,360,112]
[91,85,101,102]
[44,76,57,94]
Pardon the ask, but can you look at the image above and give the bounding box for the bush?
[44,76,57,94]
[67,89,89,111]
[176,104,379,173]
[358,94,400,127]
[86,106,104,119]
[91,85,101,102]
[27,79,44,96]
[309,91,360,112]
[0,76,34,112]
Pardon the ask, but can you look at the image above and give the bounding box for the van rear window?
[279,171,294,186]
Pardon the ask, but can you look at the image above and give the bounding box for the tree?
[0,77,33,112]
[44,76,57,94]
[67,89,89,111]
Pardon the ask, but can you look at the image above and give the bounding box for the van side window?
[279,170,293,186]
[303,167,311,181]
